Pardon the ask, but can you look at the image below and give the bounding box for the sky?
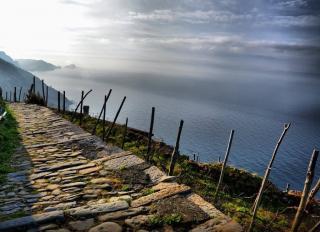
[0,0,319,76]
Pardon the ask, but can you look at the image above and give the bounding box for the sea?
[36,67,320,192]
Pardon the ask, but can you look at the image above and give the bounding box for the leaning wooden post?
[104,96,126,142]
[18,87,22,102]
[214,129,235,201]
[121,117,128,149]
[305,178,320,209]
[46,86,49,106]
[309,220,320,232]
[168,120,184,176]
[146,107,155,161]
[248,123,291,232]
[57,91,61,112]
[92,89,112,135]
[79,90,84,125]
[14,87,17,102]
[33,76,36,94]
[42,80,45,101]
[291,149,319,232]
[63,91,66,113]
[102,95,107,140]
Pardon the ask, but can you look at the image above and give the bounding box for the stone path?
[0,103,242,232]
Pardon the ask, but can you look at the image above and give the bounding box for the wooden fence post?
[42,80,45,101]
[92,89,112,135]
[291,149,319,232]
[305,178,320,209]
[63,91,66,113]
[121,117,128,149]
[104,96,126,143]
[168,120,184,176]
[248,123,291,232]
[58,91,61,112]
[79,90,84,125]
[14,87,17,102]
[214,129,235,201]
[19,87,22,102]
[5,92,7,101]
[46,86,49,106]
[102,95,107,140]
[33,76,36,94]
[146,107,155,161]
[9,92,11,102]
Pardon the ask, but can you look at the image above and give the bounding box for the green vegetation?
[120,184,131,191]
[0,99,20,183]
[142,188,156,196]
[25,85,45,106]
[149,213,182,226]
[61,110,319,232]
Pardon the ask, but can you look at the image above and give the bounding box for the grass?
[142,188,156,196]
[149,213,182,226]
[60,109,319,232]
[0,99,20,183]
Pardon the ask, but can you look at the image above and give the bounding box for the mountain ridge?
[0,54,71,107]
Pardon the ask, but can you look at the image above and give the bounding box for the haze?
[0,0,319,77]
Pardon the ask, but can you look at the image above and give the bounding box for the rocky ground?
[0,103,242,232]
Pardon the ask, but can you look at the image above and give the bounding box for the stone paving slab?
[0,103,242,231]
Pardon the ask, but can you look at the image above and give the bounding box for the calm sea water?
[37,68,320,192]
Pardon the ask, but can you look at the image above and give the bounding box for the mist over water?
[37,67,320,192]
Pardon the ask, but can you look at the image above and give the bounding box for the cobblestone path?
[0,103,242,232]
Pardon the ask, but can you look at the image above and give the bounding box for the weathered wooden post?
[33,76,36,94]
[9,92,11,102]
[46,86,49,106]
[14,87,17,102]
[146,107,155,161]
[121,117,128,149]
[168,120,184,176]
[18,87,22,102]
[57,91,61,112]
[5,92,7,101]
[291,149,319,232]
[102,96,107,140]
[248,123,291,232]
[305,178,320,209]
[104,96,126,142]
[214,129,235,201]
[79,90,84,125]
[92,90,112,135]
[42,80,45,101]
[63,91,66,113]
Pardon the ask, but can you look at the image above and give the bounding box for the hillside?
[0,57,71,107]
[16,59,61,72]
